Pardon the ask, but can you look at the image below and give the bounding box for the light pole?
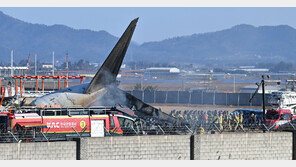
[233,74,236,93]
[10,50,14,77]
[261,75,266,125]
[35,53,37,76]
[52,51,55,76]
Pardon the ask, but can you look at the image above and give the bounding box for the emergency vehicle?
[265,108,292,128]
[265,91,296,128]
[0,105,144,141]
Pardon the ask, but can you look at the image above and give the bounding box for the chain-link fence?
[127,90,270,106]
[0,120,295,143]
[0,106,295,143]
[168,109,296,134]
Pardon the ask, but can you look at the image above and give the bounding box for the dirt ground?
[119,81,251,92]
[10,80,252,92]
[149,103,262,114]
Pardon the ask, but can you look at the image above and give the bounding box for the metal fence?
[127,90,270,106]
[0,121,294,143]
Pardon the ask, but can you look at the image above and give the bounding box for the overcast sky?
[1,7,296,44]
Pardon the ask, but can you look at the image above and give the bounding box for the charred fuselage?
[31,18,185,128]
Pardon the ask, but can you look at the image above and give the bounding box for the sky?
[0,7,296,44]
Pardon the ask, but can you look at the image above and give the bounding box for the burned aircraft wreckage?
[30,18,187,133]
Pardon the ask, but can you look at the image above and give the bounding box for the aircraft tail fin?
[84,18,138,94]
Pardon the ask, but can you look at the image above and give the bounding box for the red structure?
[12,75,86,97]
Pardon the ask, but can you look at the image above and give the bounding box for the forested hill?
[0,11,121,63]
[1,10,296,65]
[136,24,296,64]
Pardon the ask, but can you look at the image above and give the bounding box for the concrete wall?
[194,132,292,160]
[80,135,191,160]
[0,132,292,160]
[0,141,76,160]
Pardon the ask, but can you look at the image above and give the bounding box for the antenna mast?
[34,53,37,76]
[52,51,55,76]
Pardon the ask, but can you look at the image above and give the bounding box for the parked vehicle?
[265,91,296,129]
[265,108,295,128]
[0,106,143,141]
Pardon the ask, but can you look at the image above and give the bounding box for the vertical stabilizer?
[84,18,138,94]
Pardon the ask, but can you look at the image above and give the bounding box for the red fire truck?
[265,108,295,128]
[265,91,296,129]
[0,106,143,141]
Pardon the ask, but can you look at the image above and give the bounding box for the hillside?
[0,11,122,63]
[136,24,296,64]
[0,11,296,65]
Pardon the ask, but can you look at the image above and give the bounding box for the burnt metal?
[28,18,186,133]
[125,91,187,127]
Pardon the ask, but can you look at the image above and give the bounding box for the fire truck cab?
[265,108,294,128]
[265,91,296,129]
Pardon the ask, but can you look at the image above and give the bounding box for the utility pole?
[249,75,271,132]
[35,53,37,76]
[52,51,55,76]
[292,74,295,91]
[233,75,236,93]
[262,75,266,125]
[10,50,14,76]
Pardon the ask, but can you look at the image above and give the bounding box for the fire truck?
[265,91,296,128]
[0,105,144,141]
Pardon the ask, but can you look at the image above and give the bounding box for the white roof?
[0,66,28,70]
[146,67,180,73]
